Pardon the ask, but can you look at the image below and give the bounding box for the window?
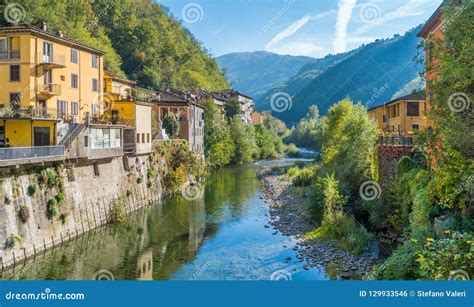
[10,65,20,81]
[142,133,145,144]
[43,42,52,62]
[407,101,420,117]
[390,104,400,118]
[71,48,78,64]
[137,133,140,143]
[92,78,98,92]
[9,93,21,108]
[147,133,150,143]
[91,128,122,149]
[382,114,388,123]
[412,124,420,131]
[71,101,79,116]
[71,74,78,89]
[44,69,52,84]
[91,103,99,116]
[92,54,99,68]
[0,38,6,52]
[57,100,68,119]
[84,135,89,147]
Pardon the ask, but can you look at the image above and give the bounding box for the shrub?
[162,113,180,137]
[286,143,300,157]
[136,177,143,184]
[110,200,126,224]
[18,206,30,223]
[5,234,23,249]
[417,232,474,280]
[39,169,59,189]
[47,198,59,219]
[126,190,132,197]
[165,164,188,191]
[291,167,315,187]
[27,184,38,197]
[374,240,420,280]
[55,192,65,205]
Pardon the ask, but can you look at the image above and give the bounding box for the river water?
[1,164,329,280]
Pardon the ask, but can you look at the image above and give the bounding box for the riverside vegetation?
[281,4,473,280]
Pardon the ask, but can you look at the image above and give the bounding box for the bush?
[165,164,187,191]
[162,113,180,137]
[374,240,420,280]
[18,206,30,223]
[27,184,38,197]
[55,192,65,204]
[39,169,59,189]
[136,177,143,184]
[47,198,59,219]
[110,200,126,224]
[286,143,300,157]
[5,234,23,249]
[291,167,316,187]
[417,232,474,280]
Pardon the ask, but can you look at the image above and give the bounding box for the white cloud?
[267,40,327,57]
[355,0,443,34]
[265,10,335,51]
[333,0,358,53]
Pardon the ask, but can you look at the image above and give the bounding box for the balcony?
[378,136,414,147]
[0,107,57,119]
[0,50,20,61]
[0,146,65,166]
[39,54,66,69]
[38,83,62,97]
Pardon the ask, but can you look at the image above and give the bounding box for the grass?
[305,211,373,255]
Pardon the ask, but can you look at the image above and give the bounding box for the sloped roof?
[368,93,426,111]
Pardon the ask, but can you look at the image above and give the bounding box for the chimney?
[57,31,64,38]
[40,22,47,31]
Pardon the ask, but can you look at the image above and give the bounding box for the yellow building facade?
[104,71,152,155]
[0,24,105,149]
[368,94,430,145]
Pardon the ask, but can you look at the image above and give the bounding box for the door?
[34,127,51,146]
[0,126,5,148]
[37,99,47,117]
[43,42,52,62]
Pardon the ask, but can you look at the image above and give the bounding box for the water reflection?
[0,166,326,280]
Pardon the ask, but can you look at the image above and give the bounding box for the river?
[0,163,329,280]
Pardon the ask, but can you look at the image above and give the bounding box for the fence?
[0,146,65,161]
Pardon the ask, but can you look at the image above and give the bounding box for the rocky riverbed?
[257,166,377,280]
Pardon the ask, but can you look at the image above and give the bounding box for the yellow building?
[104,71,152,155]
[0,23,136,166]
[368,94,430,146]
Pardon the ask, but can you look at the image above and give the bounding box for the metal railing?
[378,136,414,146]
[0,145,65,161]
[0,107,57,119]
[38,83,62,96]
[0,50,20,61]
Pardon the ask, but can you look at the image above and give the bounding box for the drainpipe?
[30,120,33,146]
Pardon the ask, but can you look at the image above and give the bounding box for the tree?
[229,116,256,164]
[162,113,180,137]
[224,99,241,119]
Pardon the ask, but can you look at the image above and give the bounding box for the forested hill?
[0,0,228,91]
[259,26,424,125]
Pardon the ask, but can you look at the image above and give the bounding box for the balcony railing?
[0,146,64,162]
[0,107,57,119]
[39,54,66,68]
[0,50,20,61]
[378,136,414,147]
[38,83,62,96]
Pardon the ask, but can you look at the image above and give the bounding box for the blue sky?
[158,0,442,58]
